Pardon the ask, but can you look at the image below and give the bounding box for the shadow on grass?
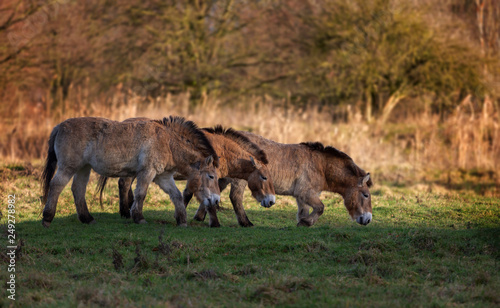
[15,210,500,253]
[7,209,499,308]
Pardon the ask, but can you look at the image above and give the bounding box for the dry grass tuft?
[1,91,498,188]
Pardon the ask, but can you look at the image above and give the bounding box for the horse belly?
[87,146,142,177]
[92,163,139,178]
[272,174,296,196]
[274,184,295,196]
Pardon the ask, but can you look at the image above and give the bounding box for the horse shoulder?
[149,128,174,171]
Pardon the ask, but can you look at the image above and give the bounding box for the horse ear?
[359,173,371,187]
[250,156,261,169]
[192,161,201,170]
[205,155,214,167]
[365,173,373,187]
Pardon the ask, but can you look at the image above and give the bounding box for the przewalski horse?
[193,131,373,227]
[179,126,276,227]
[41,116,220,227]
[99,124,276,227]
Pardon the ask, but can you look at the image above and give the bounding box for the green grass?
[1,165,499,307]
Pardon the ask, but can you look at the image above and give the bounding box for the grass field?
[1,163,499,307]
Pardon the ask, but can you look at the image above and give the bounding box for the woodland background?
[1,0,499,194]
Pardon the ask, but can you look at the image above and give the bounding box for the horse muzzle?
[356,212,372,226]
[260,194,276,208]
[204,194,220,208]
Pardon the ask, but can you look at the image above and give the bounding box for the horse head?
[186,156,221,208]
[246,157,276,208]
[343,173,372,225]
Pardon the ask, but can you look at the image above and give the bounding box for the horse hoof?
[42,220,51,228]
[120,212,131,219]
[240,222,254,227]
[297,220,312,227]
[178,223,188,227]
[193,215,205,222]
[209,223,221,228]
[135,219,147,224]
[88,220,97,225]
[79,215,96,224]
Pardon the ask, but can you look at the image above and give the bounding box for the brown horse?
[193,131,373,227]
[181,126,276,227]
[41,116,219,227]
[99,124,276,227]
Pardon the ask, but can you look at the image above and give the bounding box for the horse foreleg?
[154,174,187,227]
[192,201,207,222]
[130,171,155,224]
[118,177,134,218]
[296,194,324,227]
[229,179,253,227]
[296,199,311,222]
[206,204,220,227]
[192,178,229,222]
[71,165,95,224]
[42,168,75,227]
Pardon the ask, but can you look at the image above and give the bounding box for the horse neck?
[168,137,203,175]
[209,134,255,179]
[223,145,256,179]
[323,156,356,196]
[227,159,255,179]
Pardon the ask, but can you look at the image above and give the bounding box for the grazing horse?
[99,124,276,227]
[193,131,373,227]
[41,116,220,227]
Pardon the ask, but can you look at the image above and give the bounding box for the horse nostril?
[269,200,275,206]
[366,219,371,225]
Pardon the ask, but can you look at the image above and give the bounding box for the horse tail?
[41,125,59,205]
[96,176,108,210]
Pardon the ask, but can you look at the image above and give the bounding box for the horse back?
[239,131,327,195]
[54,117,171,176]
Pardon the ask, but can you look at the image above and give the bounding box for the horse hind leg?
[229,179,253,227]
[42,168,75,227]
[118,177,134,218]
[130,171,155,224]
[72,165,95,224]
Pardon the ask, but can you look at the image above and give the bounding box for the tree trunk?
[365,89,373,123]
[380,92,405,124]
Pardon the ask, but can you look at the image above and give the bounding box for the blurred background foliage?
[0,0,499,193]
[1,0,498,120]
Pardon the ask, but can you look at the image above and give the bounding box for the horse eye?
[362,192,369,198]
[260,175,267,181]
[208,175,215,180]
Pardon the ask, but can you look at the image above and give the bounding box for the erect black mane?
[300,142,352,160]
[300,141,368,179]
[203,125,269,164]
[160,116,219,167]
